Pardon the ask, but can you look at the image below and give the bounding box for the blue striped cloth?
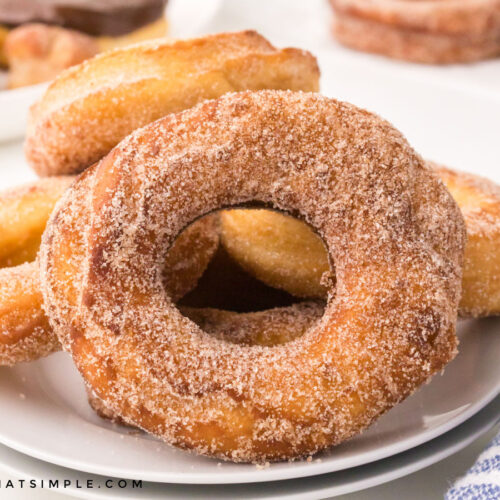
[446,431,500,499]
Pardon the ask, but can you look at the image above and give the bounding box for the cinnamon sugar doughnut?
[25,30,319,176]
[40,90,465,462]
[0,175,219,366]
[0,176,73,268]
[437,166,500,317]
[221,165,500,317]
[329,0,500,63]
[0,177,72,365]
[0,262,57,365]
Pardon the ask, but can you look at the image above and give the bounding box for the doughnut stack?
[0,31,499,462]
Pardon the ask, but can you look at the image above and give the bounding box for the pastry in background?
[0,0,168,88]
[5,24,98,88]
[329,0,500,64]
[0,25,7,66]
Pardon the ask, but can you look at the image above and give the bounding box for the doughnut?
[437,166,500,317]
[25,30,320,176]
[0,174,219,366]
[179,244,303,312]
[1,0,168,88]
[221,209,330,299]
[88,302,324,423]
[0,176,73,268]
[329,0,500,64]
[0,177,72,365]
[86,386,126,424]
[158,214,220,304]
[0,262,57,365]
[184,302,323,347]
[4,24,99,89]
[40,90,465,462]
[220,164,500,317]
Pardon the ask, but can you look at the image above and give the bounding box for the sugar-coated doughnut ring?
[88,302,324,423]
[436,166,500,317]
[0,262,58,366]
[40,90,465,462]
[220,164,500,317]
[0,177,73,268]
[182,302,323,347]
[329,0,500,63]
[0,175,219,366]
[25,30,319,176]
[0,177,73,365]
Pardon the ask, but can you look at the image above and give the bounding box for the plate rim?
[0,397,498,500]
[0,348,498,484]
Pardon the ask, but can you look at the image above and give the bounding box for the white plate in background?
[167,0,223,38]
[0,397,498,499]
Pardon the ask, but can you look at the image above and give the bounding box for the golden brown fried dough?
[25,30,320,176]
[40,90,464,462]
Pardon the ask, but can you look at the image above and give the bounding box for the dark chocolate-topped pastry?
[0,0,167,36]
[1,0,168,87]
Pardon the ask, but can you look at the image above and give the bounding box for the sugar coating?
[0,177,218,366]
[25,30,320,176]
[183,302,323,347]
[0,177,73,365]
[0,262,57,366]
[40,90,466,462]
[435,165,500,317]
[88,302,324,422]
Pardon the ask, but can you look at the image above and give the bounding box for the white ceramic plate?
[0,397,498,499]
[0,318,498,485]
